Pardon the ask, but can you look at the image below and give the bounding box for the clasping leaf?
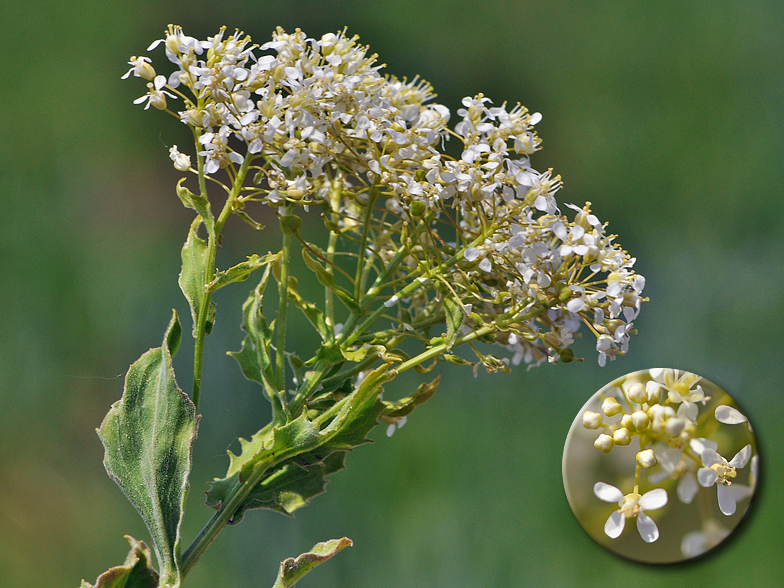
[96,312,199,588]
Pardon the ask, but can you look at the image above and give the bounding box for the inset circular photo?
[562,369,758,564]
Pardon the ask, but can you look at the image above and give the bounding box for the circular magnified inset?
[563,369,758,564]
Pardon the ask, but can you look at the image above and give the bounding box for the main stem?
[276,215,293,392]
[191,154,253,410]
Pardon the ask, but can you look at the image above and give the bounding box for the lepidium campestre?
[82,24,647,587]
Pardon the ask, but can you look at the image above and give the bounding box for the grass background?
[1,1,782,586]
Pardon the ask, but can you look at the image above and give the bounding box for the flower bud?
[627,383,646,403]
[631,410,650,431]
[636,449,657,469]
[621,414,636,432]
[582,410,603,429]
[645,381,661,403]
[602,397,623,417]
[613,428,632,446]
[595,434,614,453]
[409,201,426,217]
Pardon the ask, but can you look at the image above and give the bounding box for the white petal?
[604,511,625,538]
[715,405,747,424]
[717,484,736,516]
[690,437,718,455]
[637,512,660,543]
[729,445,752,469]
[698,467,719,487]
[639,488,668,510]
[594,482,623,503]
[678,475,698,504]
[677,402,698,424]
[700,449,723,468]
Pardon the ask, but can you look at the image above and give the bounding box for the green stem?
[394,300,540,374]
[325,178,342,333]
[276,217,293,392]
[191,155,253,410]
[180,445,272,579]
[353,186,378,301]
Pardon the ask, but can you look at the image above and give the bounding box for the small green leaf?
[80,536,159,588]
[301,247,335,289]
[286,276,330,342]
[272,538,353,588]
[208,252,280,293]
[443,296,464,349]
[228,266,278,400]
[234,209,265,230]
[175,179,213,231]
[280,214,303,235]
[97,312,198,588]
[179,220,211,337]
[382,376,440,419]
[340,346,367,362]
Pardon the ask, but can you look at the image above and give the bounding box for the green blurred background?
[1,1,782,586]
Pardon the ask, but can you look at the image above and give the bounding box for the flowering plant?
[83,25,646,587]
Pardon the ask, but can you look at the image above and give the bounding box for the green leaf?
[205,366,393,523]
[280,214,303,235]
[382,376,440,419]
[272,538,353,588]
[97,312,199,588]
[179,220,212,337]
[208,252,280,294]
[175,179,213,232]
[80,536,159,588]
[234,209,264,230]
[443,296,464,349]
[339,346,367,362]
[228,265,278,400]
[301,247,335,289]
[286,276,330,342]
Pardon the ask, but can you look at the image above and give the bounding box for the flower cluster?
[584,369,757,551]
[123,25,646,369]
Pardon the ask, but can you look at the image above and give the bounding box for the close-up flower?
[697,444,753,516]
[594,482,668,543]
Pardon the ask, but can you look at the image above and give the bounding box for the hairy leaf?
[179,220,211,337]
[80,536,159,588]
[97,312,198,588]
[272,538,353,588]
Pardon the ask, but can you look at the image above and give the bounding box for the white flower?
[594,482,668,543]
[169,145,192,171]
[121,56,156,81]
[697,444,752,516]
[133,75,175,111]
